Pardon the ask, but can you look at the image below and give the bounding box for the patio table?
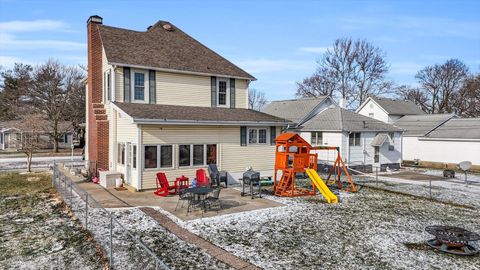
[184,187,213,213]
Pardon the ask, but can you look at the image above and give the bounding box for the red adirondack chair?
[196,169,209,187]
[154,172,177,197]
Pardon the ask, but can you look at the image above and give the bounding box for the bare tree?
[396,85,429,112]
[452,74,480,117]
[415,59,469,114]
[29,60,82,152]
[248,88,268,111]
[296,38,390,108]
[14,115,45,172]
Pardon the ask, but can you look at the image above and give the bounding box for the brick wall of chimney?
[87,17,109,171]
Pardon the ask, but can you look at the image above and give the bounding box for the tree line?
[296,38,480,116]
[0,60,86,152]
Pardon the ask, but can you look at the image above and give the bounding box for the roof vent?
[147,25,153,30]
[162,23,174,31]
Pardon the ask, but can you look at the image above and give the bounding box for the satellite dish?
[458,161,472,171]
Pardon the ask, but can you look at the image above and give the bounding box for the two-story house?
[264,97,403,172]
[356,97,425,123]
[85,16,289,191]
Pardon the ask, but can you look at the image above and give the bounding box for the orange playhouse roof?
[275,132,310,145]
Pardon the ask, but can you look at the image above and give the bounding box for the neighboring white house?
[356,97,425,123]
[0,121,74,151]
[395,116,480,168]
[85,16,289,191]
[264,98,403,171]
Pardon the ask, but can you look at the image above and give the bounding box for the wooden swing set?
[273,133,356,197]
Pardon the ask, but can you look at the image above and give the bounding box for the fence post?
[110,214,114,269]
[375,167,378,188]
[429,178,432,200]
[52,161,56,188]
[85,193,88,231]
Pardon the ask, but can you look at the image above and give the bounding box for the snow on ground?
[183,188,480,270]
[351,171,480,209]
[61,184,232,270]
[0,188,105,269]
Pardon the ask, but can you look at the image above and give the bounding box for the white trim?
[418,137,480,142]
[216,77,230,107]
[109,62,256,81]
[137,126,142,190]
[247,127,269,145]
[132,118,287,126]
[131,69,149,104]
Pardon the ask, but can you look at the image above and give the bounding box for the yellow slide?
[305,169,338,204]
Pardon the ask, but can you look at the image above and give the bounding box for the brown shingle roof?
[113,102,290,125]
[98,21,255,80]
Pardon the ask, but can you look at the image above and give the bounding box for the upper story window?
[217,78,229,107]
[131,69,149,103]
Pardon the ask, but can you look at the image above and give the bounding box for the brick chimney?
[87,15,109,172]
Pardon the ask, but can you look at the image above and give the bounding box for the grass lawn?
[0,172,106,269]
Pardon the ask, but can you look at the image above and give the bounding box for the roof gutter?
[109,62,256,81]
[418,137,480,142]
[132,118,289,126]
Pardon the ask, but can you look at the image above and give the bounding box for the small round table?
[185,187,214,212]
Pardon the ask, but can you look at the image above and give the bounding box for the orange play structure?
[273,132,356,197]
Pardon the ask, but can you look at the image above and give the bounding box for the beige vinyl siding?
[115,67,124,102]
[235,79,248,109]
[115,111,139,187]
[156,71,211,107]
[141,125,279,190]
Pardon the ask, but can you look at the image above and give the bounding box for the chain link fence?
[52,162,169,270]
[346,166,480,209]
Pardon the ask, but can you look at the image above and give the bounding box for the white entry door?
[125,142,131,185]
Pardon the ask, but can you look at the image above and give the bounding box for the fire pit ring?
[425,225,480,256]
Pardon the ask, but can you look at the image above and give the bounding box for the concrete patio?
[74,178,282,220]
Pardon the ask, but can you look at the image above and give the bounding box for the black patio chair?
[205,188,222,211]
[175,188,193,212]
[208,163,228,188]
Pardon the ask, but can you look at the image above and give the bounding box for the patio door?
[125,142,131,185]
[374,146,380,163]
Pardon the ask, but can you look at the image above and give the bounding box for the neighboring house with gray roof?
[85,16,289,190]
[356,97,425,123]
[298,107,403,171]
[398,117,480,167]
[263,96,335,126]
[266,96,403,171]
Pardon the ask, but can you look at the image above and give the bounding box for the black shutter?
[270,126,276,145]
[149,70,156,104]
[123,67,131,102]
[211,76,217,107]
[240,126,247,146]
[230,78,236,108]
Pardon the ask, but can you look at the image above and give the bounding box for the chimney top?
[87,15,103,25]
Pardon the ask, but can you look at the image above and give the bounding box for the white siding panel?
[235,79,248,109]
[402,137,480,165]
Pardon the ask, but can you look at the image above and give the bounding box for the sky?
[0,0,479,101]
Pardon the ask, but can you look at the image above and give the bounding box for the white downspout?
[137,125,142,191]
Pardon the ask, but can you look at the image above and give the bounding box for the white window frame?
[143,144,174,170]
[216,78,230,107]
[248,128,268,145]
[131,69,149,103]
[178,143,218,168]
[311,131,323,145]
[118,142,126,165]
[349,132,361,147]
